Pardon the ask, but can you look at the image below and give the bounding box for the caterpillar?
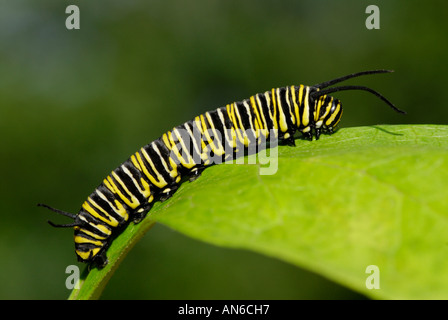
[39,69,405,268]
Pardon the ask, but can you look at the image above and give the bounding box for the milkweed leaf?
[70,125,448,300]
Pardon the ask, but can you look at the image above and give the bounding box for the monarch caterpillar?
[39,69,405,268]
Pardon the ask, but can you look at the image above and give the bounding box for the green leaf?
[69,124,448,299]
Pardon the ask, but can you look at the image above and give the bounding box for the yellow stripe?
[249,96,263,133]
[137,176,151,198]
[138,148,168,188]
[76,250,91,260]
[82,200,119,227]
[77,216,112,238]
[184,124,202,161]
[302,87,310,127]
[111,171,140,209]
[242,100,259,140]
[265,91,277,130]
[326,100,341,126]
[142,178,152,197]
[121,165,150,198]
[291,86,301,128]
[165,130,186,167]
[228,103,245,145]
[193,116,210,161]
[78,228,107,240]
[224,106,237,148]
[298,85,304,103]
[106,175,135,209]
[168,130,187,167]
[131,154,141,171]
[163,132,187,172]
[286,86,295,125]
[276,88,289,133]
[95,190,126,220]
[173,128,196,168]
[113,200,127,220]
[319,96,331,119]
[233,102,250,146]
[76,247,100,260]
[205,112,225,155]
[88,196,128,223]
[192,116,208,153]
[217,108,236,149]
[201,113,223,156]
[255,94,269,137]
[74,235,104,247]
[156,139,179,177]
[194,116,204,134]
[271,89,278,130]
[314,96,322,122]
[199,115,214,165]
[92,223,112,236]
[152,142,177,178]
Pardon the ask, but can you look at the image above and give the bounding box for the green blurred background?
[1,0,447,299]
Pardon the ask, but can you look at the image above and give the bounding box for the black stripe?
[122,160,149,196]
[283,87,296,130]
[137,145,171,187]
[204,111,225,149]
[108,171,134,205]
[75,228,108,242]
[256,93,274,132]
[172,124,196,166]
[197,113,217,157]
[242,100,258,144]
[75,241,103,252]
[182,120,203,165]
[234,101,251,132]
[213,106,236,159]
[274,88,284,132]
[147,139,178,183]
[77,209,114,234]
[298,87,307,129]
[113,165,146,204]
[93,184,130,223]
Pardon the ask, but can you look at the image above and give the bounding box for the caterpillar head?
[38,203,109,269]
[308,69,405,139]
[314,95,343,134]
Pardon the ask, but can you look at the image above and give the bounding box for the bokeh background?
[1,0,447,299]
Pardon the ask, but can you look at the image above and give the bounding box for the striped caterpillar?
[39,69,404,268]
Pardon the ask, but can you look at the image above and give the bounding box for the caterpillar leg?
[282,136,296,147]
[315,128,321,140]
[132,202,154,224]
[188,166,205,182]
[302,131,313,141]
[159,185,179,202]
[281,131,297,146]
[86,249,108,270]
